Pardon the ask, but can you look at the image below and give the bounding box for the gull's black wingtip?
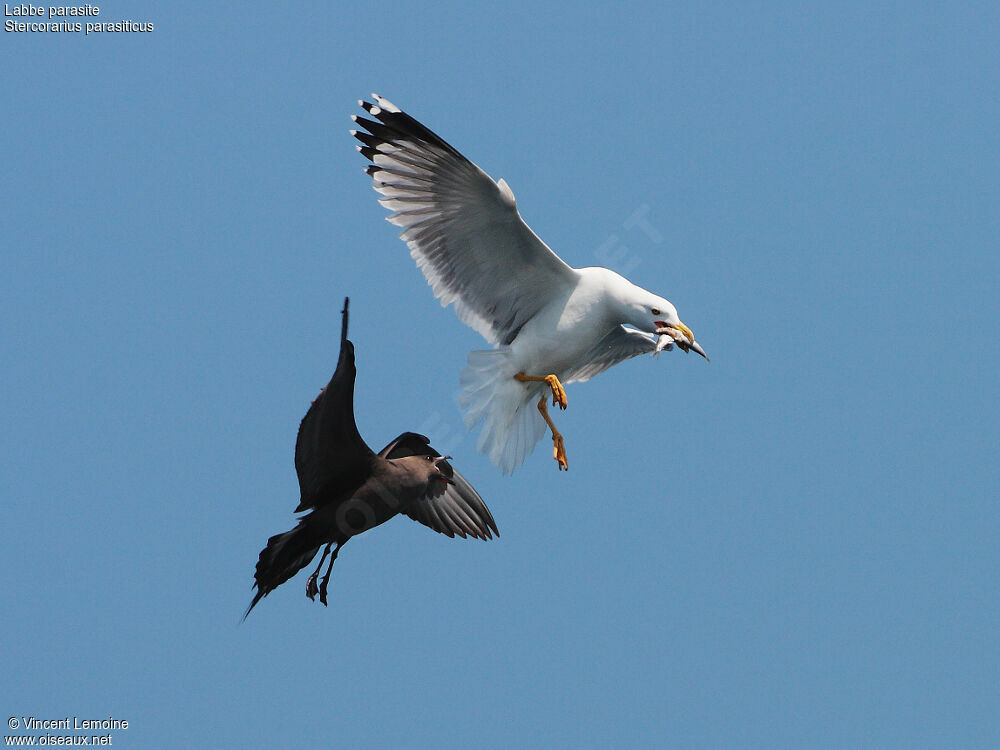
[341,297,350,345]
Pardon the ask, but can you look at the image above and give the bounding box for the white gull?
[352,94,707,474]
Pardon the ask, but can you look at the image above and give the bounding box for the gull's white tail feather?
[459,349,546,474]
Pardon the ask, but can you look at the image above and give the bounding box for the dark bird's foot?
[306,569,331,606]
[306,541,336,604]
[319,572,331,606]
[306,572,320,601]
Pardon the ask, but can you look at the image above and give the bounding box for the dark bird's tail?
[244,519,324,619]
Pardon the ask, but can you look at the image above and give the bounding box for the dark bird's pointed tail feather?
[243,520,324,619]
[341,296,349,345]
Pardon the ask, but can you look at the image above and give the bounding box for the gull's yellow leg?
[536,396,568,471]
[514,372,568,410]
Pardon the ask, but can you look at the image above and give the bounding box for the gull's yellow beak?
[660,321,709,361]
[675,322,695,344]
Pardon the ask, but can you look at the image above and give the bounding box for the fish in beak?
[654,323,709,361]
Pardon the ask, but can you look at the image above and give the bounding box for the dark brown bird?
[244,298,498,618]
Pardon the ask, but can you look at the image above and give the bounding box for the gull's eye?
[651,308,661,315]
[425,455,434,462]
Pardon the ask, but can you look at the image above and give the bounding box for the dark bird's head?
[393,454,455,491]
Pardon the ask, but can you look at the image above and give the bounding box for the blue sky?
[3,1,998,747]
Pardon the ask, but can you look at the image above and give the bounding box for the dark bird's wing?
[562,325,657,384]
[379,432,499,540]
[353,94,579,346]
[293,299,375,513]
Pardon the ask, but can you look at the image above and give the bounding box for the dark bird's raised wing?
[353,94,579,346]
[293,299,375,512]
[379,432,499,540]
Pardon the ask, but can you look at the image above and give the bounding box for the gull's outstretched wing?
[562,326,658,384]
[379,432,499,540]
[293,299,375,513]
[353,94,579,346]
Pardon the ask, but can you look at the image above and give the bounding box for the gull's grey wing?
[562,325,658,384]
[353,94,579,346]
[293,299,375,513]
[379,432,499,540]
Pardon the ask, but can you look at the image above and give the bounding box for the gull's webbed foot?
[552,433,568,471]
[515,372,568,410]
[545,374,567,410]
[536,395,568,471]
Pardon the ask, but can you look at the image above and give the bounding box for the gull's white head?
[625,291,680,333]
[622,287,708,360]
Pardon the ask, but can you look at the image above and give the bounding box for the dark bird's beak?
[433,455,455,483]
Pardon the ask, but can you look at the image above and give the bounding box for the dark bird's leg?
[514,372,568,409]
[318,540,346,606]
[536,396,568,471]
[306,543,332,601]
